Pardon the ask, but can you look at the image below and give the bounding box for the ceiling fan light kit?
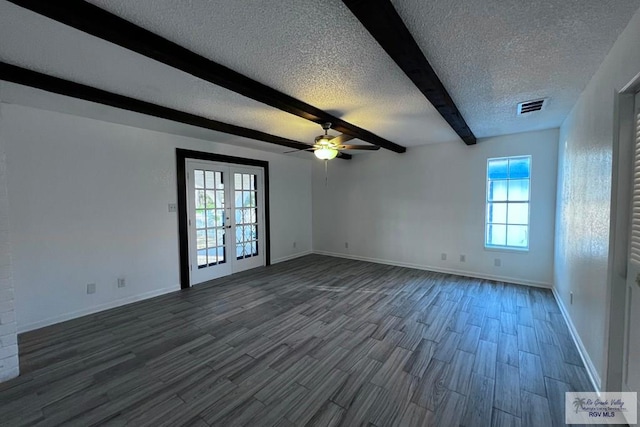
[283,122,380,159]
[314,146,339,160]
[300,122,380,160]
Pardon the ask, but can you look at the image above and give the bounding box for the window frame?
[484,155,531,252]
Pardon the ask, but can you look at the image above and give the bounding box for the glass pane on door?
[234,173,259,259]
[194,169,226,267]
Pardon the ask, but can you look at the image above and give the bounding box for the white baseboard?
[552,287,602,391]
[18,286,178,333]
[271,251,313,264]
[312,251,552,289]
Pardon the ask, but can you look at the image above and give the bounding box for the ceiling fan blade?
[330,134,355,145]
[338,144,380,150]
[283,148,315,153]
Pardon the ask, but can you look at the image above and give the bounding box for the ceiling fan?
[287,122,380,159]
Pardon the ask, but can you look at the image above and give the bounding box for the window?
[485,156,531,250]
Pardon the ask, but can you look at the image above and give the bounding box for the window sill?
[484,245,529,253]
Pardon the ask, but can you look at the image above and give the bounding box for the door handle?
[225,225,231,229]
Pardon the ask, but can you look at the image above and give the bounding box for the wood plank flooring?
[0,255,593,426]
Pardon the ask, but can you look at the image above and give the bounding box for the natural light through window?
[485,156,531,250]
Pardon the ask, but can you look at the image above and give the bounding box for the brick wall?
[0,105,18,382]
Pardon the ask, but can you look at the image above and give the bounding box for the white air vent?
[517,99,545,115]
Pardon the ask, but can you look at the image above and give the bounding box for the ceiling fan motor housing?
[315,134,335,146]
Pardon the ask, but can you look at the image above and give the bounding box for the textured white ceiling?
[1,0,639,151]
[392,0,640,137]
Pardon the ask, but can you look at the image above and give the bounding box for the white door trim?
[606,76,640,392]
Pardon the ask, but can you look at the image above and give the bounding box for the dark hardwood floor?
[0,255,593,426]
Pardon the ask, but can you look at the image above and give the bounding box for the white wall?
[1,104,313,332]
[555,7,640,390]
[0,98,19,382]
[313,128,559,287]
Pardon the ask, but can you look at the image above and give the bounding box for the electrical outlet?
[87,283,96,294]
[441,253,447,261]
[460,254,466,262]
[570,292,573,305]
[293,241,297,248]
[494,258,501,267]
[168,203,177,213]
[117,278,126,288]
[345,242,349,249]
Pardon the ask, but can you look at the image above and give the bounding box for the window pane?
[487,203,507,224]
[194,170,204,189]
[507,225,528,247]
[197,230,206,250]
[234,173,242,190]
[206,209,215,227]
[206,190,215,208]
[215,171,223,189]
[207,248,218,264]
[486,224,506,246]
[215,209,224,227]
[488,180,508,201]
[216,190,224,208]
[207,229,216,248]
[245,225,253,241]
[236,226,244,243]
[195,210,205,228]
[195,190,205,209]
[507,203,529,225]
[217,247,225,264]
[243,209,252,224]
[217,229,225,246]
[235,209,243,224]
[251,241,257,256]
[236,244,243,258]
[509,157,530,179]
[197,249,207,267]
[235,191,242,208]
[205,171,215,189]
[508,180,529,201]
[488,159,508,179]
[243,174,250,190]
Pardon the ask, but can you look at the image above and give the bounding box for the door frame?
[607,72,640,391]
[176,148,270,289]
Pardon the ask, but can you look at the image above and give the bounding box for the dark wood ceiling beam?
[0,62,352,159]
[7,0,405,154]
[342,0,477,145]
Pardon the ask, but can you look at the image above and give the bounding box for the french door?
[186,160,265,285]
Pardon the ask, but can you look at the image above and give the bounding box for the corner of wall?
[0,102,20,382]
